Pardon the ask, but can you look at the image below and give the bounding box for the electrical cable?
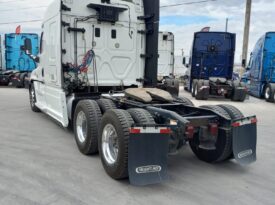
[0,19,42,25]
[160,0,219,8]
[0,5,47,12]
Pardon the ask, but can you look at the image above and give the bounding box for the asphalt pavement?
[0,87,274,205]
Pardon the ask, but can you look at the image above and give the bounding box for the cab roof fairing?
[49,0,145,24]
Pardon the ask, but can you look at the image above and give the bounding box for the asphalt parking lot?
[0,87,274,205]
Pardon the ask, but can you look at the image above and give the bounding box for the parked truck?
[245,32,275,102]
[158,31,174,79]
[0,33,39,87]
[185,32,247,101]
[27,0,257,185]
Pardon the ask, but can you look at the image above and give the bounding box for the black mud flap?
[128,127,170,186]
[232,116,257,165]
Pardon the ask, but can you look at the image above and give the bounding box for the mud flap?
[232,116,257,165]
[128,127,170,186]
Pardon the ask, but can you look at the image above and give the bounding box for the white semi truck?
[27,0,257,185]
[158,31,174,80]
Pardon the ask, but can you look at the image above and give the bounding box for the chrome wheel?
[102,124,119,165]
[194,84,198,96]
[265,87,270,99]
[76,111,87,143]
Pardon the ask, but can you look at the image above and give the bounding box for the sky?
[0,0,274,63]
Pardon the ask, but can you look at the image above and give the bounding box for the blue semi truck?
[185,32,247,101]
[0,33,39,87]
[243,32,275,102]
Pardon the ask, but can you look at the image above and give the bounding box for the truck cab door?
[41,15,68,127]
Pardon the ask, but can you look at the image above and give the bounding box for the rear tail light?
[160,128,172,134]
[129,128,141,134]
[185,125,194,139]
[209,123,218,136]
[251,118,257,124]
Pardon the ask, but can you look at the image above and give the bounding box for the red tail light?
[251,118,257,124]
[209,123,218,136]
[186,125,194,139]
[160,128,172,134]
[129,128,141,134]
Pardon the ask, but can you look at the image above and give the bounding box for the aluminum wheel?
[102,124,119,165]
[194,84,198,96]
[76,111,87,143]
[265,87,271,99]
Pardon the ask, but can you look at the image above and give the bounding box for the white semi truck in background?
[158,31,174,80]
[26,0,257,185]
[157,32,189,94]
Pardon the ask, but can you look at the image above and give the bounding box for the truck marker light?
[232,122,241,127]
[232,117,257,127]
[186,125,194,139]
[251,118,257,124]
[129,128,141,134]
[160,128,171,134]
[209,123,218,136]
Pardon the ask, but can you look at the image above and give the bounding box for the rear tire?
[217,104,244,159]
[231,81,247,102]
[16,73,26,88]
[74,100,102,155]
[174,96,194,106]
[194,80,209,100]
[97,99,117,113]
[99,109,134,179]
[264,84,275,102]
[127,108,155,124]
[189,105,232,163]
[29,84,41,113]
[217,104,244,119]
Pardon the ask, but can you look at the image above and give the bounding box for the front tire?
[99,109,134,179]
[29,84,41,113]
[74,100,102,155]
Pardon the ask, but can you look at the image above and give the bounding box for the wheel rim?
[194,85,198,96]
[30,88,35,107]
[102,124,119,165]
[76,111,87,143]
[265,87,271,99]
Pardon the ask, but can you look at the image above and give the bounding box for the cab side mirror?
[34,56,40,63]
[21,38,32,54]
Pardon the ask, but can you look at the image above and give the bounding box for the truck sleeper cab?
[186,32,247,101]
[246,32,275,102]
[0,33,39,87]
[29,0,257,185]
[157,31,181,96]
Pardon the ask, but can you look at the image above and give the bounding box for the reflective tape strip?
[129,127,171,134]
[232,117,257,127]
